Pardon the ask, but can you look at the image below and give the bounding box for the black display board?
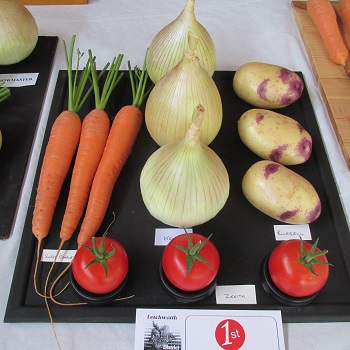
[0,36,59,239]
[4,70,350,323]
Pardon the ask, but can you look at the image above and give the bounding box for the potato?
[242,160,321,224]
[233,62,304,109]
[238,109,312,165]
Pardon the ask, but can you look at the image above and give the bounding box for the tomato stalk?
[172,232,214,276]
[298,237,332,276]
[83,235,115,276]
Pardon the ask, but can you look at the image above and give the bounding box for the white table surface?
[1,0,350,349]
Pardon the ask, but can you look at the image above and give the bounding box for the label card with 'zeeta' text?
[215,285,257,305]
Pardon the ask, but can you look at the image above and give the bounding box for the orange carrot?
[43,52,122,343]
[32,35,91,297]
[340,0,350,32]
[32,110,82,242]
[59,109,109,242]
[59,51,124,243]
[77,105,142,246]
[307,0,350,75]
[77,55,152,247]
[32,36,91,244]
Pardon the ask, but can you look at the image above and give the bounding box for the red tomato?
[162,233,220,292]
[72,236,128,294]
[268,239,330,297]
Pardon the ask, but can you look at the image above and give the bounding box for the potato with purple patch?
[233,62,304,109]
[242,160,321,224]
[238,109,312,165]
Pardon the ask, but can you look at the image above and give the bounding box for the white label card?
[41,249,77,263]
[215,285,257,305]
[134,308,285,350]
[274,224,311,241]
[154,228,193,246]
[0,73,39,87]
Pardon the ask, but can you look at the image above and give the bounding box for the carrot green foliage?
[0,82,10,103]
[128,50,153,108]
[89,49,124,110]
[63,35,93,113]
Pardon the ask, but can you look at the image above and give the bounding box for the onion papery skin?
[145,53,222,146]
[0,0,38,65]
[140,116,230,228]
[146,0,216,84]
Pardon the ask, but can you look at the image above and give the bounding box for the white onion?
[145,33,222,146]
[0,0,38,65]
[140,105,230,228]
[146,0,216,84]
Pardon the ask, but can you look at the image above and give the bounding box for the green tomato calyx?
[298,237,331,276]
[84,235,115,276]
[172,232,214,276]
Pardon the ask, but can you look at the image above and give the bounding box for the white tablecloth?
[1,0,350,349]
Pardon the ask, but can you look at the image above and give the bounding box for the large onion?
[0,0,38,65]
[146,0,216,84]
[140,105,230,228]
[145,33,222,147]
